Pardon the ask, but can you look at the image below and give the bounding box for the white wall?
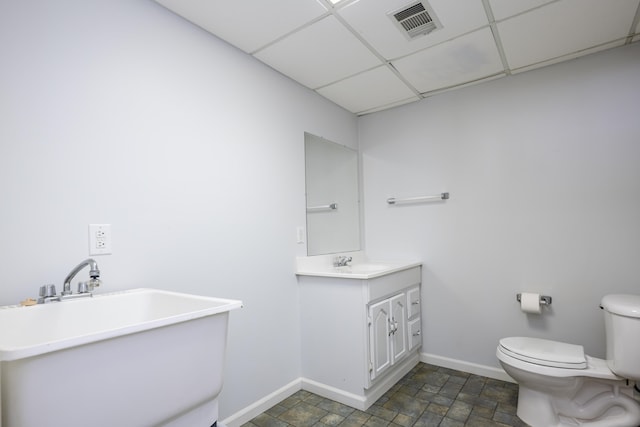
[0,0,357,419]
[359,42,640,369]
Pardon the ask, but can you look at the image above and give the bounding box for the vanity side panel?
[299,276,367,395]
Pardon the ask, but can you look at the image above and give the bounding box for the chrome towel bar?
[307,203,338,212]
[387,192,449,205]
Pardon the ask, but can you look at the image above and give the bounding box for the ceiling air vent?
[389,1,441,40]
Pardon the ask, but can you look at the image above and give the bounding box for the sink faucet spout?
[333,255,353,267]
[63,258,101,295]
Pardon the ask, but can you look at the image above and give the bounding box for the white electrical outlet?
[89,224,112,255]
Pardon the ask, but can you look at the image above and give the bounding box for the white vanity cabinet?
[298,264,421,410]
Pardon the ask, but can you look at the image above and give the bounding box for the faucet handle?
[39,284,57,298]
[77,278,101,294]
[77,281,89,294]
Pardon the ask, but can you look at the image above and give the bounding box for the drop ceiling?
[154,0,640,115]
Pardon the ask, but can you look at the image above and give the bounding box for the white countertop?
[296,252,421,279]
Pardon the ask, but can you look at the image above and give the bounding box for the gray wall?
[359,42,640,369]
[0,0,358,419]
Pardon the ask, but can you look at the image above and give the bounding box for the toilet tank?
[601,294,640,380]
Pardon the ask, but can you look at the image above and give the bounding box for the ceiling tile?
[511,40,627,74]
[254,15,382,89]
[155,0,639,115]
[392,27,504,93]
[338,0,489,60]
[154,0,327,53]
[316,66,419,113]
[497,0,639,70]
[488,0,555,21]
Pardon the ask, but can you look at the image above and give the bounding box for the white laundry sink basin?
[0,288,242,427]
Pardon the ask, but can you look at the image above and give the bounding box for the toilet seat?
[499,337,587,369]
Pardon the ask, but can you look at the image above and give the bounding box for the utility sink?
[0,288,242,427]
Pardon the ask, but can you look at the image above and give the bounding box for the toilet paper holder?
[516,293,552,306]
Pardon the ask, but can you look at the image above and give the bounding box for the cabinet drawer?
[408,318,421,351]
[368,267,421,302]
[407,287,420,319]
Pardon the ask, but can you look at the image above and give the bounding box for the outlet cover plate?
[89,224,112,255]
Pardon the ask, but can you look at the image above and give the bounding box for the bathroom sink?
[296,252,421,279]
[336,263,392,274]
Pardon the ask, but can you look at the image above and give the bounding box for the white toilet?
[496,294,640,427]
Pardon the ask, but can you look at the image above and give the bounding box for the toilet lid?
[499,337,587,369]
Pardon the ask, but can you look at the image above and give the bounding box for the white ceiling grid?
[154,0,640,115]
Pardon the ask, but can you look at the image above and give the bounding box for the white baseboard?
[221,379,301,427]
[301,352,420,411]
[420,352,515,383]
[223,353,513,427]
[301,378,367,410]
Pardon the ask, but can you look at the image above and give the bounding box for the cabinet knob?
[412,330,421,337]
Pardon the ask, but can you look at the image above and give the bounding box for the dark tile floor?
[243,363,529,427]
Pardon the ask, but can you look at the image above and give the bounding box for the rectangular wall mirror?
[304,132,361,256]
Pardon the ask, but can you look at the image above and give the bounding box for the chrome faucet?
[36,259,102,304]
[333,255,353,267]
[62,258,101,296]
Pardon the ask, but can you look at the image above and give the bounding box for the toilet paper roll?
[520,292,542,314]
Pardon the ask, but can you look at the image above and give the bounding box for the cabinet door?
[390,294,407,363]
[369,300,391,381]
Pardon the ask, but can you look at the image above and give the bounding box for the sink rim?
[335,263,393,273]
[297,261,422,280]
[0,288,242,362]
